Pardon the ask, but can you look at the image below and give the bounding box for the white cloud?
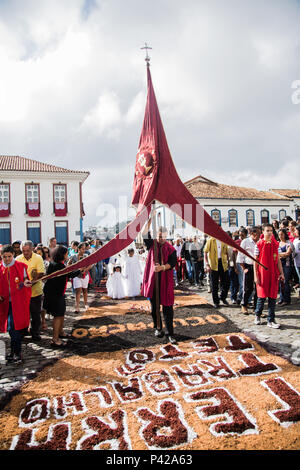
[82,91,122,136]
[0,0,300,229]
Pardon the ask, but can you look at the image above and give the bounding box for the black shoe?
[213,303,220,309]
[167,335,177,344]
[6,352,14,363]
[21,329,31,338]
[13,354,23,365]
[222,299,229,306]
[154,329,165,338]
[31,335,42,342]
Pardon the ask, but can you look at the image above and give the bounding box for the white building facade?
[154,175,295,239]
[0,155,89,246]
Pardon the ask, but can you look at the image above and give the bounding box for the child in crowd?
[106,265,126,299]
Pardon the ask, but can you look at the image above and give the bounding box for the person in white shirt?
[239,227,261,314]
[235,228,248,304]
[123,248,143,298]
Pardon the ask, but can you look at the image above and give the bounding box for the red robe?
[0,261,31,332]
[256,238,279,299]
[142,241,175,306]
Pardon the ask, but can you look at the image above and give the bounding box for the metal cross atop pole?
[141,42,152,66]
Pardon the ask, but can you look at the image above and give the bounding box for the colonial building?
[0,155,89,246]
[269,189,300,221]
[155,175,295,238]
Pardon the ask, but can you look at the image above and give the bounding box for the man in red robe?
[0,245,32,363]
[254,224,284,328]
[142,216,177,344]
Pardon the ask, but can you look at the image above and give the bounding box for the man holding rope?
[141,214,177,344]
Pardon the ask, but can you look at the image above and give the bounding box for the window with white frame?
[228,209,238,227]
[278,209,286,221]
[211,209,221,226]
[261,209,269,224]
[246,209,255,226]
[26,184,39,203]
[54,184,66,202]
[0,184,9,203]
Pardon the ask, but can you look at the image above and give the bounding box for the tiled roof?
[185,175,290,200]
[0,155,89,176]
[270,189,300,198]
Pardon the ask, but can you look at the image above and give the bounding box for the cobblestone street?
[1,282,299,410]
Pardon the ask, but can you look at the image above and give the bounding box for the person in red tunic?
[254,224,284,328]
[142,216,177,344]
[0,245,32,363]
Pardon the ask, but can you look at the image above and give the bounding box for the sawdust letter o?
[19,398,50,427]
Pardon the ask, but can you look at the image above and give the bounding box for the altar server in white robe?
[124,248,143,297]
[106,265,126,299]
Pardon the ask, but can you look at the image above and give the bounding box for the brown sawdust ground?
[0,333,299,450]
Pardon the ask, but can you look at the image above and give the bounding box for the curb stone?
[291,349,300,365]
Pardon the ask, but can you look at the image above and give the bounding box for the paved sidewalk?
[192,284,300,366]
[1,282,299,410]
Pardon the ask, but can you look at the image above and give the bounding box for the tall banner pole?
[151,200,162,330]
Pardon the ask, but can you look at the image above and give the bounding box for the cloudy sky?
[1,0,300,228]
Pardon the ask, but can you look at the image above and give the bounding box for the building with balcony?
[0,155,89,246]
[154,175,296,238]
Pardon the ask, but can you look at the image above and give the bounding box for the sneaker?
[254,316,262,325]
[154,329,165,338]
[167,335,177,344]
[222,299,229,306]
[213,303,220,309]
[267,321,280,329]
